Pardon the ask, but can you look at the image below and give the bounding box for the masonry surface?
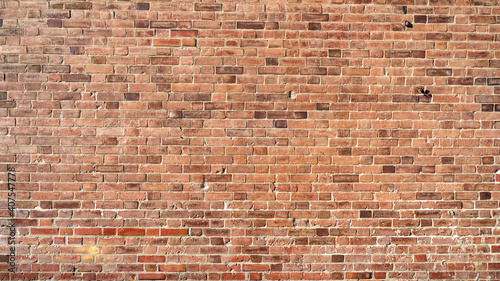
[0,0,499,280]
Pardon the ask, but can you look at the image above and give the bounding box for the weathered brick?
[346,272,372,279]
[136,2,149,10]
[151,57,180,65]
[195,3,222,11]
[2,1,498,279]
[470,0,497,4]
[447,77,473,85]
[42,65,70,73]
[426,69,452,76]
[65,2,91,9]
[216,67,243,74]
[302,14,329,22]
[332,175,359,182]
[171,30,198,37]
[160,229,189,236]
[117,228,145,236]
[0,29,23,36]
[428,16,454,23]
[62,74,91,82]
[150,21,177,29]
[237,22,265,29]
[0,101,16,108]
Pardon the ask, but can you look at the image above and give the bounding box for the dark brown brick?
[360,211,372,218]
[328,49,341,57]
[136,2,150,10]
[489,60,500,68]
[416,192,442,200]
[346,272,372,279]
[482,156,494,164]
[54,201,81,209]
[274,120,287,128]
[316,103,329,110]
[302,14,329,22]
[62,74,91,82]
[124,92,139,101]
[308,22,321,30]
[266,58,279,66]
[382,166,395,173]
[237,22,265,29]
[414,15,427,23]
[338,148,351,156]
[482,104,494,112]
[195,3,222,11]
[480,192,492,200]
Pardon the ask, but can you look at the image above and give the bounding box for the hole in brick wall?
[417,87,431,98]
[200,175,208,190]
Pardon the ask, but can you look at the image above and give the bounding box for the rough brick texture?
[1,0,500,280]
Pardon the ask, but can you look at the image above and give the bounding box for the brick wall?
[1,0,500,280]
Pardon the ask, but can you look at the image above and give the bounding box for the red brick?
[2,1,499,279]
[138,273,166,280]
[429,272,454,279]
[447,77,473,85]
[117,228,145,236]
[302,14,329,22]
[171,30,198,37]
[159,264,186,272]
[470,0,497,4]
[74,228,102,236]
[150,21,177,29]
[138,256,166,263]
[426,69,452,76]
[216,67,243,74]
[346,272,372,279]
[65,2,91,9]
[62,74,91,82]
[332,175,359,182]
[195,3,222,11]
[160,229,189,236]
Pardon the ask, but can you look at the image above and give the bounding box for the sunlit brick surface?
[1,0,500,280]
